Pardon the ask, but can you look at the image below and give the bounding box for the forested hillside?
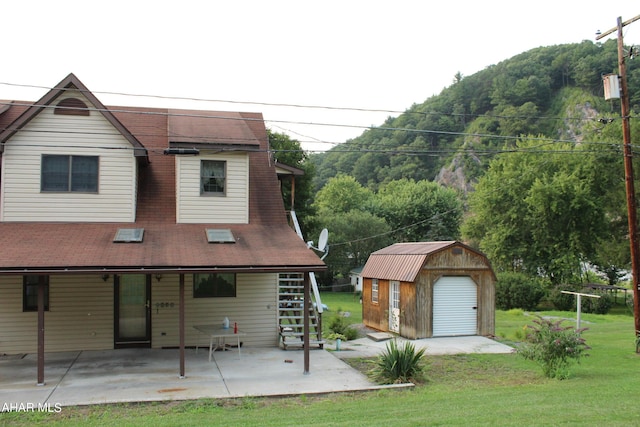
[311,39,640,193]
[296,38,640,285]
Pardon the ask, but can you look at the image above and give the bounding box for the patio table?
[193,324,246,361]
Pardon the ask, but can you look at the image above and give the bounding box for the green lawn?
[318,291,363,336]
[3,295,640,426]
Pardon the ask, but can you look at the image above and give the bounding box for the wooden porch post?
[290,176,296,211]
[37,275,46,386]
[179,273,185,378]
[303,272,310,374]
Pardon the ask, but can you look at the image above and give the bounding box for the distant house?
[0,74,325,381]
[349,267,363,293]
[361,241,495,339]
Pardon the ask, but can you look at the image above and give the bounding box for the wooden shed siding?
[362,278,390,332]
[175,153,249,224]
[0,275,113,354]
[152,273,278,348]
[414,273,430,338]
[423,247,492,271]
[399,280,417,339]
[1,91,137,222]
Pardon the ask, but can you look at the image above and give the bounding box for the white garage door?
[433,276,477,337]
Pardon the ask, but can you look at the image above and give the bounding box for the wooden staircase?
[278,273,324,350]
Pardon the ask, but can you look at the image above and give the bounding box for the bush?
[549,284,580,311]
[518,315,590,379]
[581,293,613,315]
[495,272,545,310]
[370,339,425,384]
[328,315,358,340]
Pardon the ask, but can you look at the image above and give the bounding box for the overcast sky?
[2,1,639,151]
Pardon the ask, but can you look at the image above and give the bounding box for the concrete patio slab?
[0,336,513,408]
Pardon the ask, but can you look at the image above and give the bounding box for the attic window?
[206,229,235,243]
[55,98,89,116]
[114,228,144,243]
[452,247,463,255]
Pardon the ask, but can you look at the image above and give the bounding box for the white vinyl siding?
[175,153,249,224]
[153,273,278,348]
[0,90,137,222]
[433,276,478,337]
[0,272,278,355]
[0,275,113,354]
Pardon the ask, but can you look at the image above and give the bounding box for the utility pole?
[596,15,640,349]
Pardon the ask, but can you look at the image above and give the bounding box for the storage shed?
[361,241,496,339]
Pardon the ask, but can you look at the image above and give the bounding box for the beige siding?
[152,273,278,348]
[0,272,278,354]
[0,275,113,354]
[0,90,137,222]
[175,153,249,224]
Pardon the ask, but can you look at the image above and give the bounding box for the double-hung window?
[41,155,99,192]
[200,160,226,195]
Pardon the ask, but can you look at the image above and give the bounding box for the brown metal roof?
[361,241,470,282]
[0,75,326,275]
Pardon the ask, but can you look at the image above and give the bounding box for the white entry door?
[389,280,400,333]
[432,276,477,337]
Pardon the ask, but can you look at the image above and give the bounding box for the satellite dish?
[318,229,328,252]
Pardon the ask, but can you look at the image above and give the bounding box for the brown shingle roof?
[0,75,325,274]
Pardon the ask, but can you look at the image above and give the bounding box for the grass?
[317,291,363,337]
[3,295,640,426]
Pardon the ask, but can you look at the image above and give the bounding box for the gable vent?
[55,98,90,116]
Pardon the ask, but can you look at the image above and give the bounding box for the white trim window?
[200,160,226,195]
[372,278,379,303]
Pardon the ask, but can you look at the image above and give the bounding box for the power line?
[1,82,635,130]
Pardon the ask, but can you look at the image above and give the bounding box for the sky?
[1,1,639,152]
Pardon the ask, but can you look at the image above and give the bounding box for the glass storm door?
[389,280,400,333]
[115,274,151,347]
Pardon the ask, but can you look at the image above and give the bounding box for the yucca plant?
[370,339,426,384]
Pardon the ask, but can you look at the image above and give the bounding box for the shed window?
[23,275,49,312]
[372,278,379,303]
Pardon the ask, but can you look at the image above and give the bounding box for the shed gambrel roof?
[361,241,489,282]
[0,74,326,275]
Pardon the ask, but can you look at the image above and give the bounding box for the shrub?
[517,315,590,379]
[328,315,358,340]
[581,293,612,315]
[549,284,580,311]
[495,272,545,310]
[370,339,426,384]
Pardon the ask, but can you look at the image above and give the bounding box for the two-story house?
[0,74,325,381]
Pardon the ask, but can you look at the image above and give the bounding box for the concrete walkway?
[0,336,513,408]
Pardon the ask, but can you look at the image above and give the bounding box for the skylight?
[113,228,144,243]
[205,229,235,243]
